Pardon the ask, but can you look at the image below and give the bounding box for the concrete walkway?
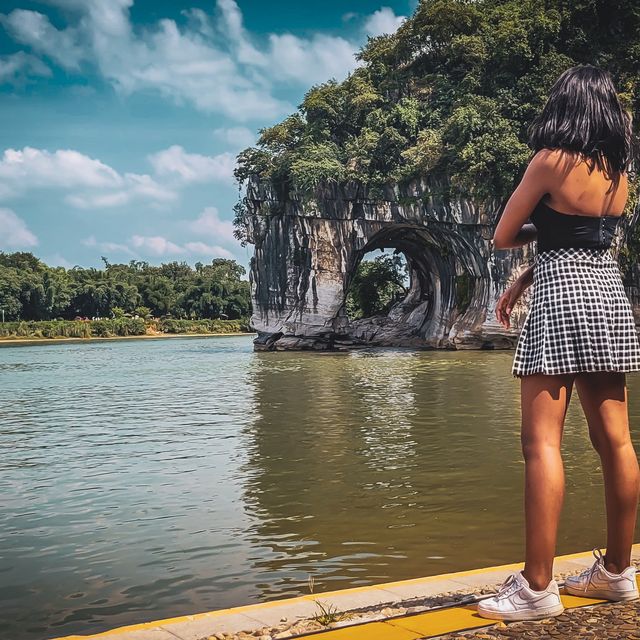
[53,544,640,640]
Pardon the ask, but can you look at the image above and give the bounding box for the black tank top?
[530,200,624,252]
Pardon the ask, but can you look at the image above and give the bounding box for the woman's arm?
[493,150,557,327]
[502,223,538,249]
[495,264,535,329]
[516,263,535,289]
[492,149,557,250]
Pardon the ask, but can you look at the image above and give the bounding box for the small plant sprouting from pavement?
[307,575,350,626]
[312,600,349,626]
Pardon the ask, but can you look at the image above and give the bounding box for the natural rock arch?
[243,175,633,351]
[341,224,488,348]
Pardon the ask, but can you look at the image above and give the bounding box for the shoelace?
[576,547,605,592]
[495,573,521,600]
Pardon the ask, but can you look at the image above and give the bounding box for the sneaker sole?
[476,602,565,622]
[564,584,640,602]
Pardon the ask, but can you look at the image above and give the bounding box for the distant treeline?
[0,318,250,340]
[0,252,252,322]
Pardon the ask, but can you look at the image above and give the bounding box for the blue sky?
[0,0,415,272]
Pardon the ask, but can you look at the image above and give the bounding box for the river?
[1,335,639,639]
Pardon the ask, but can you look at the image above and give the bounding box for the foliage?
[234,0,640,210]
[89,318,146,338]
[0,252,252,322]
[346,254,409,319]
[135,306,152,319]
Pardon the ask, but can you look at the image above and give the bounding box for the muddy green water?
[1,336,639,639]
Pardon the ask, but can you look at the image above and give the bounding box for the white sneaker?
[476,570,564,621]
[564,548,639,602]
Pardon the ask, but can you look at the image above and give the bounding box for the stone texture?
[159,612,269,639]
[86,630,179,640]
[242,176,639,351]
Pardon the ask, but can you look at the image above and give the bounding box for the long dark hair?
[528,64,633,185]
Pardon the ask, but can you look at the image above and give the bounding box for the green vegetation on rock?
[234,0,640,237]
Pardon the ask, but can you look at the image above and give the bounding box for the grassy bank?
[157,318,249,335]
[0,318,253,341]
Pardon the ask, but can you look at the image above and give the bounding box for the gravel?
[438,600,640,639]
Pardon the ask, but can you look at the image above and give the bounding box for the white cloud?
[80,205,240,260]
[0,51,51,85]
[0,0,382,119]
[184,241,233,258]
[67,192,129,208]
[213,126,255,150]
[188,206,236,244]
[0,147,121,189]
[148,145,236,185]
[82,235,135,254]
[0,146,176,209]
[0,208,38,248]
[0,144,239,212]
[214,0,267,67]
[363,8,406,37]
[82,232,235,259]
[0,2,287,120]
[267,33,358,84]
[130,235,183,256]
[44,253,74,268]
[0,9,84,70]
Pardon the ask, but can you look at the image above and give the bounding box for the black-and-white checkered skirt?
[512,246,640,377]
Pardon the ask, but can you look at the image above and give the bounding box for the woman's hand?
[496,265,535,329]
[496,280,527,330]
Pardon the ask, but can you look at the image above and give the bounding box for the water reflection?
[239,347,625,601]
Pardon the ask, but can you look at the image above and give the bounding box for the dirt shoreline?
[0,332,256,346]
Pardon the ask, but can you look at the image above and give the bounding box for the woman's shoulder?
[522,148,570,190]
[530,147,579,168]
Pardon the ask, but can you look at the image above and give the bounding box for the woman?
[477,64,640,622]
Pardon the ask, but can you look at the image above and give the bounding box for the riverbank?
[53,544,640,640]
[0,318,252,342]
[0,331,256,346]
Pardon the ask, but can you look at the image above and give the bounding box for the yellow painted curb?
[53,544,640,640]
[310,591,612,640]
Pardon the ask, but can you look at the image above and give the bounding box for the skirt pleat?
[511,247,640,377]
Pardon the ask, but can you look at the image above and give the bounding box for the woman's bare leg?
[574,371,640,573]
[520,372,575,591]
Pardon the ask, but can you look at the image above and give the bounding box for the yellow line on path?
[307,591,615,640]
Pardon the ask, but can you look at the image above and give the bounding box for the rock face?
[243,176,636,351]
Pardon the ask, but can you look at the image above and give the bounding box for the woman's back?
[542,149,628,217]
[527,149,630,252]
